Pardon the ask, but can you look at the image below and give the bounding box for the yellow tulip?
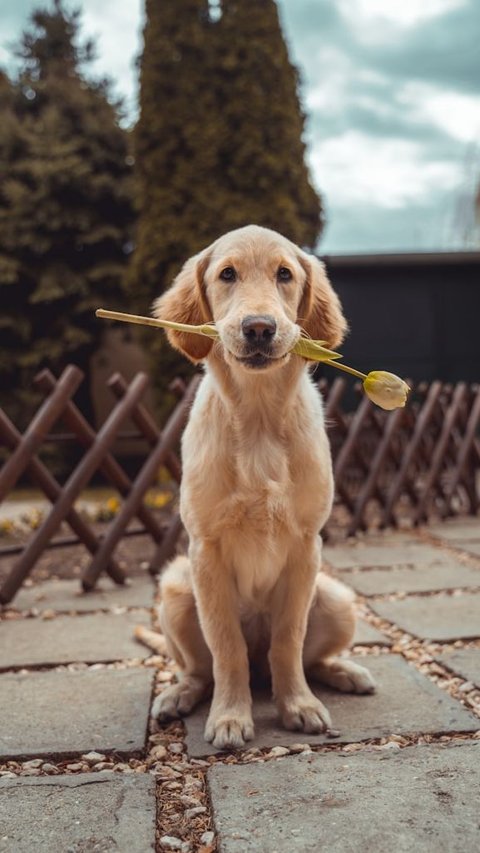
[363,371,410,410]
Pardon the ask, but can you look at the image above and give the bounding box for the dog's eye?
[277,266,292,282]
[219,266,237,283]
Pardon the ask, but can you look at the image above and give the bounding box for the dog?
[151,225,375,749]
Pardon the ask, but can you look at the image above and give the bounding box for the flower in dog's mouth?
[95,310,411,410]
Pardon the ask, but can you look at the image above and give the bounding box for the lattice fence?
[322,377,480,538]
[0,366,198,604]
[0,368,479,603]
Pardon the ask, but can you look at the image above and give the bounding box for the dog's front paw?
[205,710,254,750]
[152,677,209,723]
[280,693,332,733]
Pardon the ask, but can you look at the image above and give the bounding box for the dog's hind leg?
[303,573,376,694]
[151,556,213,723]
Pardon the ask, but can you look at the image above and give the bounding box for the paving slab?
[429,518,480,541]
[0,611,150,669]
[339,562,480,596]
[324,542,453,571]
[183,654,478,757]
[0,771,156,853]
[208,741,480,853]
[352,619,391,646]
[11,575,156,613]
[0,667,153,759]
[371,592,480,641]
[435,648,480,688]
[451,540,480,558]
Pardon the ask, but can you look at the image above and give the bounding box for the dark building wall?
[322,252,480,384]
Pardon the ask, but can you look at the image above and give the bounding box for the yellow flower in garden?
[106,496,120,514]
[0,518,15,537]
[146,490,173,509]
[363,371,410,410]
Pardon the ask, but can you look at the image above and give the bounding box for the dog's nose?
[241,315,277,344]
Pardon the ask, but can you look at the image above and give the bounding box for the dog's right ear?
[152,250,213,362]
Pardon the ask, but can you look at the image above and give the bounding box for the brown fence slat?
[0,372,150,603]
[35,369,165,545]
[81,376,201,590]
[107,373,182,483]
[381,381,443,527]
[0,410,123,604]
[413,383,468,524]
[149,512,184,574]
[440,389,480,515]
[333,395,374,486]
[0,365,83,502]
[348,404,406,536]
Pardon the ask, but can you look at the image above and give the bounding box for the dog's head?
[153,225,347,372]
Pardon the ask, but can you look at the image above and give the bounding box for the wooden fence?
[322,377,480,537]
[0,367,479,603]
[0,366,198,604]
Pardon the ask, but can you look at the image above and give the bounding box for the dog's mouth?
[234,351,289,370]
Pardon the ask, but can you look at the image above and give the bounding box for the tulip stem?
[324,360,367,381]
[96,308,369,380]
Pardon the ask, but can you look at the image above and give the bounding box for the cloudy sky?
[2,0,479,254]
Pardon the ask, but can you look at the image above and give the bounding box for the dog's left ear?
[297,252,348,349]
[152,249,213,362]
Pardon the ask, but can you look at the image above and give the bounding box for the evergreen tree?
[0,70,31,425]
[215,0,322,246]
[131,0,322,398]
[0,1,133,425]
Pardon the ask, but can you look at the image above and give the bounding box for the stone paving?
[0,667,153,759]
[0,519,479,852]
[208,741,480,853]
[353,618,391,646]
[184,654,478,757]
[371,591,480,641]
[13,575,156,613]
[338,561,480,596]
[435,648,480,688]
[0,772,156,853]
[0,611,150,668]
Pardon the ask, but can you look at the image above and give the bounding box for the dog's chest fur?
[181,369,333,605]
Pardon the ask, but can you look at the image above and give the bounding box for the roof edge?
[320,250,480,268]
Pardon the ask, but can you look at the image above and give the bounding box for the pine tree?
[0,1,133,425]
[131,0,322,399]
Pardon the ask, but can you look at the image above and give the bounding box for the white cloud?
[304,47,353,113]
[65,0,144,116]
[337,0,466,27]
[336,0,467,43]
[398,83,480,142]
[309,130,461,208]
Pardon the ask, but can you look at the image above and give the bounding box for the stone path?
[0,772,156,853]
[208,741,480,853]
[371,591,480,641]
[0,518,479,852]
[184,654,478,757]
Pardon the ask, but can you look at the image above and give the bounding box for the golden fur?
[151,225,374,749]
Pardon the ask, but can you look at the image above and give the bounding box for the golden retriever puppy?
[151,225,375,749]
